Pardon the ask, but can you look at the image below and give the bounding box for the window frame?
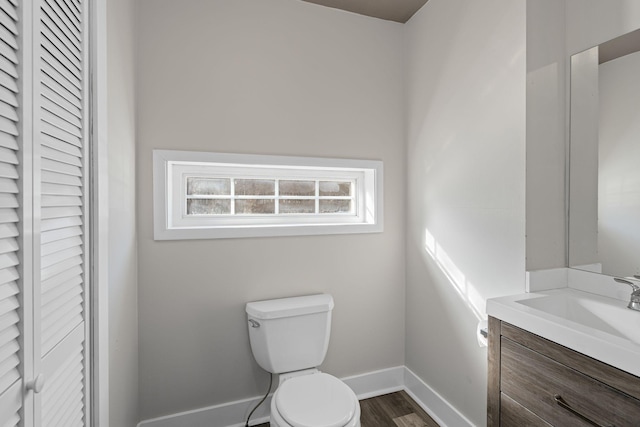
[153,150,383,240]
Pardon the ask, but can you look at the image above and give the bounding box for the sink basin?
[516,290,640,345]
[487,288,640,377]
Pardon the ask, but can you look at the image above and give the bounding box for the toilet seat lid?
[275,373,357,427]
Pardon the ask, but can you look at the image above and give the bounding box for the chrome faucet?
[614,278,640,311]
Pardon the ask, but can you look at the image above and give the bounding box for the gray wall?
[567,47,600,270]
[125,1,640,424]
[597,52,640,277]
[107,0,139,425]
[404,0,526,425]
[135,0,405,420]
[525,0,567,271]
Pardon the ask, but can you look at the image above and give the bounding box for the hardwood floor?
[252,391,440,427]
[360,391,439,427]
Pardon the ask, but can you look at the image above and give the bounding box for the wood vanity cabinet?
[487,317,640,426]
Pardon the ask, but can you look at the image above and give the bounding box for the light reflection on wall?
[424,228,485,321]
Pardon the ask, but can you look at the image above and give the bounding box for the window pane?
[187,178,230,195]
[279,180,315,196]
[187,199,231,215]
[319,181,351,196]
[280,199,315,214]
[319,200,351,213]
[236,199,275,214]
[234,179,275,196]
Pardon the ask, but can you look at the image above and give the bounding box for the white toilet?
[246,294,361,427]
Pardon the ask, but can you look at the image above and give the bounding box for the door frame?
[89,0,109,425]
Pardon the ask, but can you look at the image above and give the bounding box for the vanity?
[487,287,640,426]
[487,316,640,426]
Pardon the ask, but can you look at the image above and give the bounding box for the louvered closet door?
[0,0,22,425]
[35,0,88,425]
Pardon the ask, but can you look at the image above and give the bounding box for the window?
[153,150,383,239]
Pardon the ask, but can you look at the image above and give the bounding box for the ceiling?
[300,0,429,23]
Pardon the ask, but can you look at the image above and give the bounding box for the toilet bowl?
[270,372,361,427]
[246,294,362,427]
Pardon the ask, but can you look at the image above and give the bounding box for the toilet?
[246,294,361,427]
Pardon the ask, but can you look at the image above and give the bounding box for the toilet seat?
[272,373,360,427]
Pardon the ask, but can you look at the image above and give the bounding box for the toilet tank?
[246,294,334,374]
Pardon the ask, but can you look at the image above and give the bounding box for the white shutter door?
[0,0,21,425]
[36,0,87,425]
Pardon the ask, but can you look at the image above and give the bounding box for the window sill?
[154,221,383,241]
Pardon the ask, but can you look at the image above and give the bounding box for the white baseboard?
[138,366,471,427]
[403,367,475,427]
[137,393,272,427]
[342,365,405,399]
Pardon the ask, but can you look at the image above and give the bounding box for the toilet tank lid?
[246,294,334,320]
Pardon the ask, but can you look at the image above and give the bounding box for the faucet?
[614,278,640,311]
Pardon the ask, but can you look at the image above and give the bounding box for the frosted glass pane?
[319,181,351,196]
[279,180,315,196]
[280,199,315,214]
[236,199,275,214]
[234,179,275,196]
[187,199,230,215]
[187,178,230,195]
[319,200,351,213]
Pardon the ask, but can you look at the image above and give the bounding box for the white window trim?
[153,150,384,240]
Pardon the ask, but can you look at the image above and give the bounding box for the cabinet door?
[0,0,23,424]
[0,0,91,424]
[34,0,89,425]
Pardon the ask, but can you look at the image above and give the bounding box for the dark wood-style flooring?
[253,390,440,427]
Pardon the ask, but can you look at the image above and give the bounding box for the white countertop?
[487,288,640,378]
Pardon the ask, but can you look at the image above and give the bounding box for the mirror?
[569,28,640,279]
